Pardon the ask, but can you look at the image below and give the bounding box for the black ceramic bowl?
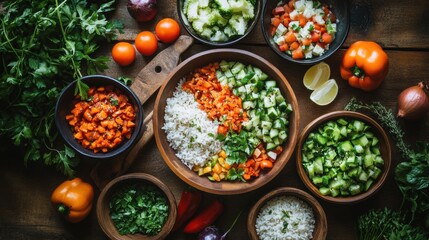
[55,75,144,159]
[177,0,261,46]
[262,0,350,64]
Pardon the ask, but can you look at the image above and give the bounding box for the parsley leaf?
[0,0,123,177]
[109,183,169,236]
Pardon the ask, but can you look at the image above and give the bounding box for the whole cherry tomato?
[111,42,136,66]
[155,18,180,43]
[135,31,158,56]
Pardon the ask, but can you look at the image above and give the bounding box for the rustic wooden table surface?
[1,0,429,239]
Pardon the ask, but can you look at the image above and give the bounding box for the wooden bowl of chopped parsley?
[96,173,177,239]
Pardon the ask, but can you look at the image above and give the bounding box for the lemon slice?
[310,79,338,106]
[303,62,331,90]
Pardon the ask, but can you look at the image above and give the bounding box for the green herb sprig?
[358,208,427,240]
[0,0,123,176]
[345,97,429,228]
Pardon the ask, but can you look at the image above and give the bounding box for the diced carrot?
[260,160,273,170]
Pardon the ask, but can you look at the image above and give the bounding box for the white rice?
[162,81,222,169]
[255,196,315,240]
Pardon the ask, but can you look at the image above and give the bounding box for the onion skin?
[397,82,429,120]
[127,0,157,22]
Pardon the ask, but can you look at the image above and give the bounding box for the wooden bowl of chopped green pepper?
[96,173,177,239]
[296,111,392,204]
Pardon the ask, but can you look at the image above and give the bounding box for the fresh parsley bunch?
[0,0,123,176]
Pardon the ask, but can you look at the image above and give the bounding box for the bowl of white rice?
[153,49,300,195]
[247,187,327,240]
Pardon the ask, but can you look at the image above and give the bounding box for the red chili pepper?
[183,198,224,234]
[172,190,203,231]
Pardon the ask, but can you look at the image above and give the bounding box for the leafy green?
[0,0,122,176]
[345,97,429,227]
[109,183,169,236]
[395,142,429,224]
[222,130,256,165]
[358,208,427,240]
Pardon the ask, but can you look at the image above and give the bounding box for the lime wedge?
[303,62,330,90]
[310,79,338,106]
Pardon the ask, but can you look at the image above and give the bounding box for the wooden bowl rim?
[153,48,300,195]
[247,187,328,240]
[296,110,392,204]
[96,173,177,240]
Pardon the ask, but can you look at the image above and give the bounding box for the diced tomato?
[271,17,281,27]
[284,4,292,13]
[279,43,289,52]
[283,17,291,26]
[311,31,321,42]
[298,14,307,27]
[321,32,333,44]
[301,38,312,46]
[288,0,296,9]
[269,25,277,36]
[329,13,337,22]
[284,31,297,43]
[292,47,304,59]
[290,41,299,50]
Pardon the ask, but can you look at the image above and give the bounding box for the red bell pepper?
[172,190,203,231]
[183,198,224,234]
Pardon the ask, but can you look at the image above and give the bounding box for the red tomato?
[135,31,158,56]
[155,18,180,43]
[111,42,135,66]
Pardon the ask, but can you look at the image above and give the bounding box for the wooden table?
[1,0,429,239]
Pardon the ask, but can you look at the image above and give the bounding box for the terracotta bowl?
[247,187,327,240]
[296,111,392,204]
[96,173,177,240]
[55,75,144,159]
[177,0,261,46]
[262,0,350,64]
[153,49,300,195]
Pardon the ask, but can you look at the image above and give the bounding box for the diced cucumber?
[301,117,385,197]
[265,80,277,89]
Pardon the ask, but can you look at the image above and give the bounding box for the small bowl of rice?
[247,187,327,240]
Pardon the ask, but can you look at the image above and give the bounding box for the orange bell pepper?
[51,178,94,223]
[340,41,389,91]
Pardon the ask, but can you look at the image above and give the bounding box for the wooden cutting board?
[90,35,193,190]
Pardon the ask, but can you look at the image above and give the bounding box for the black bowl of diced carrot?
[55,75,144,159]
[262,0,350,64]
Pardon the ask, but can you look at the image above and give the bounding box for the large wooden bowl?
[296,111,392,204]
[247,187,328,240]
[96,173,177,240]
[153,49,300,195]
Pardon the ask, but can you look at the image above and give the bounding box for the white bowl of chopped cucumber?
[178,0,261,46]
[297,111,392,204]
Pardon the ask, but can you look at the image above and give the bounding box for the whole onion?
[127,0,157,23]
[397,82,429,120]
